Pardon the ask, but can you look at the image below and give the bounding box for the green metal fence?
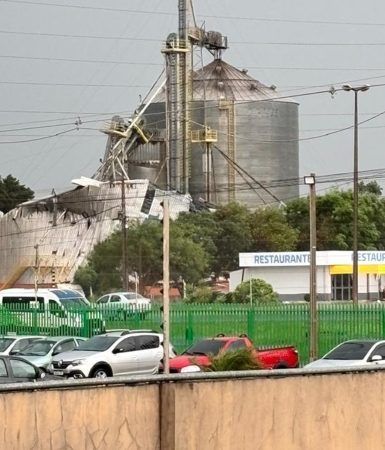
[1,303,385,365]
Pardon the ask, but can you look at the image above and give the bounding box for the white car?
[48,330,163,378]
[95,292,151,316]
[304,339,385,369]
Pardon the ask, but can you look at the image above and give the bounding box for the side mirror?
[112,347,124,354]
[371,354,383,362]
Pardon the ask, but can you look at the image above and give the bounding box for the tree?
[228,278,279,304]
[74,265,98,298]
[249,206,299,251]
[76,218,211,295]
[285,182,385,251]
[211,202,253,274]
[0,175,34,213]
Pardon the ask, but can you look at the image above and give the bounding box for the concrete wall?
[2,368,385,449]
[0,383,160,450]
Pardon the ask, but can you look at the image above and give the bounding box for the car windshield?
[324,342,375,360]
[60,297,89,310]
[0,338,15,352]
[75,336,119,352]
[123,293,143,300]
[19,340,56,356]
[183,340,226,356]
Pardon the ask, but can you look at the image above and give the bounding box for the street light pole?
[341,84,370,305]
[304,174,317,361]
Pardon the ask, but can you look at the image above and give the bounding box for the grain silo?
[126,55,299,208]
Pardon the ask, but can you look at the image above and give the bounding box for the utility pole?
[121,178,128,291]
[304,174,318,361]
[341,83,370,304]
[34,244,39,303]
[162,198,170,374]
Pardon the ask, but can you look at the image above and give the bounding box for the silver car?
[304,339,385,369]
[0,335,44,356]
[95,292,151,319]
[48,331,163,379]
[17,336,87,369]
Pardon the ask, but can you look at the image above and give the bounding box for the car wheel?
[274,363,288,369]
[90,366,111,378]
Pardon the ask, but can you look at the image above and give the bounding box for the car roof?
[30,336,87,342]
[98,292,145,296]
[99,330,160,337]
[0,335,45,339]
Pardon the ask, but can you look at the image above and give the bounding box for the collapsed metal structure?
[0,0,299,288]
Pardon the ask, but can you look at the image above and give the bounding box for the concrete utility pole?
[162,198,170,374]
[121,178,128,291]
[34,244,39,303]
[341,83,370,305]
[304,174,318,361]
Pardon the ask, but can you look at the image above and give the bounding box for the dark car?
[0,355,61,383]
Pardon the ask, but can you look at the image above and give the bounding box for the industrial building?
[0,0,300,289]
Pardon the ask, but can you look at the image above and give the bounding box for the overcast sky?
[1,0,385,199]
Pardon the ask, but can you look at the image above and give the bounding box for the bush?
[184,285,226,304]
[203,348,262,372]
[229,278,279,304]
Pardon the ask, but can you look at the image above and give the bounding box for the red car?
[167,335,299,373]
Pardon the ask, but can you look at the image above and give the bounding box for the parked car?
[166,334,299,373]
[0,335,45,356]
[48,330,163,379]
[17,336,87,370]
[304,339,385,369]
[0,288,105,335]
[105,329,177,358]
[95,292,152,319]
[0,355,61,383]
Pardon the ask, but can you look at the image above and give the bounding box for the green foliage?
[74,265,98,297]
[286,182,385,251]
[76,218,210,295]
[184,285,226,304]
[203,348,262,372]
[228,278,279,304]
[249,207,298,251]
[211,202,253,274]
[0,175,34,213]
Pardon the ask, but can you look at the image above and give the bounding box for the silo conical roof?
[192,59,294,102]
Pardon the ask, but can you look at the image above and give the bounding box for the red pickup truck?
[167,335,299,373]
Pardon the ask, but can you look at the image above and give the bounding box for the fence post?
[382,308,385,338]
[247,308,256,343]
[185,311,194,346]
[32,306,38,335]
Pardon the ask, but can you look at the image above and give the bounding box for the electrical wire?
[4,1,385,28]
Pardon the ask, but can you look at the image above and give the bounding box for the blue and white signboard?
[239,251,385,268]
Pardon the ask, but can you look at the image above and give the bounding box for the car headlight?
[71,359,85,366]
[180,365,201,373]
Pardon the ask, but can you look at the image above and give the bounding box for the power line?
[0,54,163,66]
[0,128,79,144]
[4,1,385,28]
[0,81,150,88]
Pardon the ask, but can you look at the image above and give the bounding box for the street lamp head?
[342,84,352,91]
[304,175,316,185]
[341,83,370,92]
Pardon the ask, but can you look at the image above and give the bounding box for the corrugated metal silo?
[129,58,299,207]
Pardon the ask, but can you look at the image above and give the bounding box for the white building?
[230,251,385,301]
